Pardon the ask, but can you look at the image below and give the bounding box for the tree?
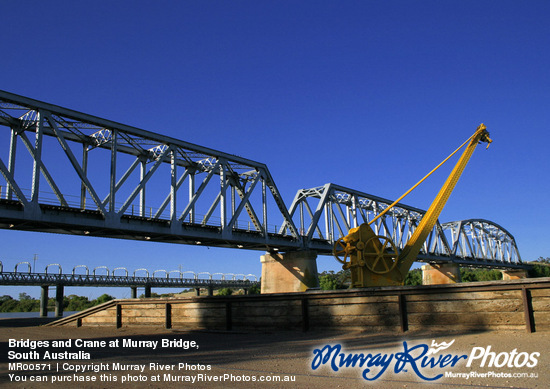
[94,294,114,305]
[217,288,233,296]
[318,270,349,290]
[404,269,422,286]
[529,257,550,278]
[247,284,261,295]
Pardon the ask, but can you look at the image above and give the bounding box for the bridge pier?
[40,286,48,317]
[501,269,528,280]
[195,288,201,296]
[144,285,151,298]
[260,250,319,294]
[421,263,461,285]
[131,287,137,298]
[55,285,64,317]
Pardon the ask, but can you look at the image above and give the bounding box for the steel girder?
[0,90,300,251]
[284,183,525,268]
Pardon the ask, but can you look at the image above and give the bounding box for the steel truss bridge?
[0,261,258,290]
[0,90,525,270]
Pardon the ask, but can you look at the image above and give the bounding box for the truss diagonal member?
[101,156,142,208]
[179,161,220,222]
[227,173,261,231]
[154,168,191,219]
[231,173,263,233]
[332,202,348,238]
[202,189,222,226]
[45,113,107,216]
[306,183,333,241]
[17,130,68,207]
[262,168,299,239]
[0,156,28,205]
[117,145,172,216]
[279,189,302,235]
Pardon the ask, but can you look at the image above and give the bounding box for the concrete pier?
[421,263,461,285]
[501,269,528,280]
[40,286,48,317]
[261,250,319,293]
[55,285,64,317]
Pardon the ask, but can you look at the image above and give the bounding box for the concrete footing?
[501,269,528,280]
[261,250,319,294]
[422,263,461,285]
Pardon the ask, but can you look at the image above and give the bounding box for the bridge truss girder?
[0,90,300,251]
[284,183,525,269]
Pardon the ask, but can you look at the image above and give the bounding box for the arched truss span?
[284,183,524,268]
[440,219,522,265]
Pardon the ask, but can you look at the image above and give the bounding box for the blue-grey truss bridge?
[0,90,525,271]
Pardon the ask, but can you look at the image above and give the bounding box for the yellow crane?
[333,124,492,287]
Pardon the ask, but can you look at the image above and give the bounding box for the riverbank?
[1,317,548,388]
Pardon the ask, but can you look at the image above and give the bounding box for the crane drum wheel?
[333,124,492,288]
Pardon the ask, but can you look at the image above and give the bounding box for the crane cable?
[368,131,483,227]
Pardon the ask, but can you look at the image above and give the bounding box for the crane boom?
[333,124,492,287]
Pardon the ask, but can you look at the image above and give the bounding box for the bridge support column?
[54,285,64,317]
[131,287,137,299]
[501,269,528,280]
[144,285,151,298]
[260,250,319,294]
[422,263,461,285]
[195,288,201,296]
[40,286,48,317]
[207,286,213,296]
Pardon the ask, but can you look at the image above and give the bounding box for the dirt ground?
[0,317,548,389]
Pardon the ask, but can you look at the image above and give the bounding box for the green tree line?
[319,256,550,290]
[0,293,115,313]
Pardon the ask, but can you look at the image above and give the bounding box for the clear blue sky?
[1,1,549,299]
